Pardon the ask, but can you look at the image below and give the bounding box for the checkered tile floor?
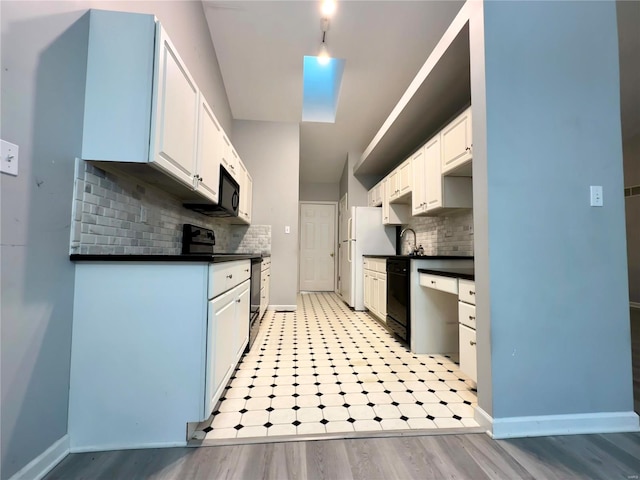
[195,292,478,440]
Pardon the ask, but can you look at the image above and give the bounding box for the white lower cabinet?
[69,259,251,452]
[363,258,387,321]
[458,278,477,382]
[260,257,271,318]
[458,323,477,382]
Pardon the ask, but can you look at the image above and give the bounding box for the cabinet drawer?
[372,258,386,273]
[209,260,251,299]
[459,324,477,382]
[458,301,476,329]
[363,258,371,270]
[261,257,271,270]
[458,279,476,305]
[419,273,458,295]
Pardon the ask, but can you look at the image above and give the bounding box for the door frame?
[298,201,339,293]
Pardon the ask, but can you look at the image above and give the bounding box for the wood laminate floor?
[45,431,640,479]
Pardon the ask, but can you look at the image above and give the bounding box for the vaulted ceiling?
[204,1,640,185]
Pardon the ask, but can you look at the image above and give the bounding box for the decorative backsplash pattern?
[400,210,474,256]
[70,160,271,255]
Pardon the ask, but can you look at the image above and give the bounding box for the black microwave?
[183,165,239,217]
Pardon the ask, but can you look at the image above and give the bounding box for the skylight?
[302,56,345,123]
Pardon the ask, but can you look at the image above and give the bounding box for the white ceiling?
[204,1,640,185]
[203,0,465,184]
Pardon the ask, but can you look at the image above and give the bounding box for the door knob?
[330,252,334,257]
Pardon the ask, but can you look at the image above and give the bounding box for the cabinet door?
[374,184,382,206]
[234,281,250,360]
[441,108,472,174]
[363,271,370,309]
[425,134,442,210]
[459,324,477,382]
[382,179,391,224]
[220,134,238,180]
[378,273,387,317]
[243,171,253,224]
[411,148,426,215]
[398,159,412,196]
[151,26,199,187]
[388,170,399,200]
[195,95,221,203]
[206,290,236,415]
[367,189,375,207]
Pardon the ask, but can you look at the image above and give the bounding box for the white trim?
[474,406,494,436]
[268,305,297,312]
[70,440,187,454]
[630,302,640,310]
[9,435,69,480]
[485,411,639,439]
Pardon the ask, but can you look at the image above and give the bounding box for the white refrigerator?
[338,207,396,310]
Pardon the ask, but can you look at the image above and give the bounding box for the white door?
[338,194,348,295]
[299,203,336,291]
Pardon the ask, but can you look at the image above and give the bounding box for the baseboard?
[474,406,494,436]
[630,302,640,311]
[9,434,69,480]
[487,411,639,439]
[69,440,187,453]
[268,305,297,312]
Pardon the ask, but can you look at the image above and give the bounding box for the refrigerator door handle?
[348,239,353,263]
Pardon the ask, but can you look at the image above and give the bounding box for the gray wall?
[233,120,300,308]
[0,2,231,478]
[474,0,633,420]
[338,152,374,210]
[299,182,339,202]
[624,132,640,304]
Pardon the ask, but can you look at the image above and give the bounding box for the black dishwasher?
[386,258,410,344]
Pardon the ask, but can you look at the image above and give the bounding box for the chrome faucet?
[400,228,417,255]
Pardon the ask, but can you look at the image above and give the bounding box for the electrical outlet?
[1,139,19,176]
[590,186,603,207]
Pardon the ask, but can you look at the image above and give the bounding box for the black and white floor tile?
[196,292,478,440]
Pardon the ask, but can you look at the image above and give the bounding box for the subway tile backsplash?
[400,210,474,256]
[70,160,271,255]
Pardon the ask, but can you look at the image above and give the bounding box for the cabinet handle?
[227,274,233,279]
[469,316,475,321]
[469,290,475,295]
[231,165,235,170]
[431,280,436,284]
[470,340,476,346]
[244,269,249,272]
[236,299,241,303]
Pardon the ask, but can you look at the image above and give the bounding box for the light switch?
[590,186,603,207]
[1,139,19,176]
[285,226,290,234]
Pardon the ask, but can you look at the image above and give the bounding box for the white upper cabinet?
[411,146,427,215]
[388,158,412,202]
[220,135,239,181]
[150,25,199,188]
[235,160,252,224]
[80,9,253,206]
[424,135,443,210]
[195,95,222,203]
[368,181,383,207]
[441,107,472,175]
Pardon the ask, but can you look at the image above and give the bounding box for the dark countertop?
[70,253,264,263]
[364,254,474,260]
[417,267,475,281]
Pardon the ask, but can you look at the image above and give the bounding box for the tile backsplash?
[70,160,271,255]
[400,210,474,256]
